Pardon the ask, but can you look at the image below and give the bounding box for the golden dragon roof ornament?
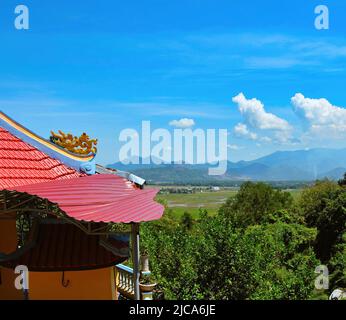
[50,130,98,155]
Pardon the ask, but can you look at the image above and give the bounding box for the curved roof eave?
[2,174,164,223]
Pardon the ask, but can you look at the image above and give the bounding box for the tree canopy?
[141,180,346,300]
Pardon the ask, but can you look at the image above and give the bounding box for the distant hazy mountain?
[108,148,346,183]
[245,148,346,174]
[318,167,346,180]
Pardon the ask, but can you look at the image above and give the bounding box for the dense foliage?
[298,180,346,289]
[141,180,346,300]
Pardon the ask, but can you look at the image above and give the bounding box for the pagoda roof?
[0,112,164,224]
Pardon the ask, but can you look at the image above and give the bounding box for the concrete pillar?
[131,223,140,300]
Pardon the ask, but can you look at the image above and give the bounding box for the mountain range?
[107,148,346,184]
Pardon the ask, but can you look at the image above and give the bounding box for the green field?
[156,190,238,218]
[287,188,304,200]
[155,188,303,219]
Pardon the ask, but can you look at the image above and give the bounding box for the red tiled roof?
[0,123,164,223]
[0,127,82,188]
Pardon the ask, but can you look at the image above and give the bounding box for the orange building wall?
[28,267,117,300]
[0,267,25,300]
[0,218,24,300]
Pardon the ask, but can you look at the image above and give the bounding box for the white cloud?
[169,118,195,128]
[227,144,242,150]
[232,93,291,131]
[234,123,257,140]
[260,136,272,143]
[292,93,346,136]
[232,93,295,145]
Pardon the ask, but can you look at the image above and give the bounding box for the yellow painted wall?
[28,267,117,300]
[0,218,24,300]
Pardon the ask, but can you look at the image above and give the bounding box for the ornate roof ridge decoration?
[50,130,98,156]
[0,111,96,174]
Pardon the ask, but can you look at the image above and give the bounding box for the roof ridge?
[0,111,96,174]
[0,114,86,188]
[0,163,75,172]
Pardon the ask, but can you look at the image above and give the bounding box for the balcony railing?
[115,264,152,300]
[116,264,135,300]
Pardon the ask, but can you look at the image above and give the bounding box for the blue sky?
[0,0,346,164]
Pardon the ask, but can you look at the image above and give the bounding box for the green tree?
[338,173,346,187]
[219,181,294,227]
[299,180,346,262]
[244,222,318,299]
[330,233,346,289]
[181,212,194,230]
[142,200,319,300]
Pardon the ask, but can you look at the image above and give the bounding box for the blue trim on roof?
[0,115,96,175]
